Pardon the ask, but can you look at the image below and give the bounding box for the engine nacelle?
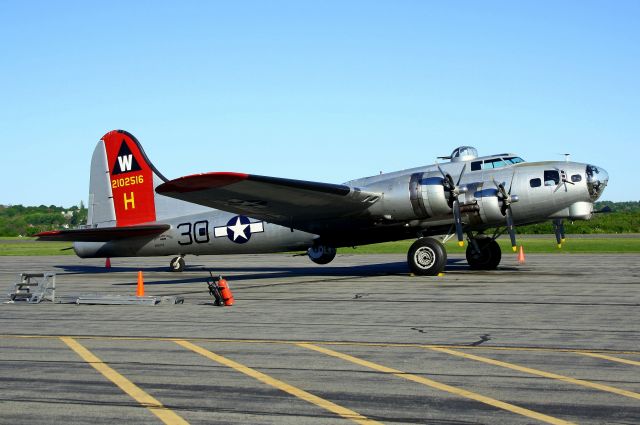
[367,172,453,220]
[477,194,504,225]
[418,172,452,217]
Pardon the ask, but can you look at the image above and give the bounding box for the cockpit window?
[503,157,525,164]
[482,158,507,169]
[544,170,560,186]
[475,157,525,170]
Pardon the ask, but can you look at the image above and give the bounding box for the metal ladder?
[7,273,56,303]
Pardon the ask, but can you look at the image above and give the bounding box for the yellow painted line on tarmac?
[428,347,640,401]
[576,351,640,367]
[60,337,189,425]
[3,334,640,356]
[299,343,574,425]
[174,339,382,425]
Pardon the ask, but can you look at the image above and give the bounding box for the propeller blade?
[492,177,501,190]
[553,219,563,248]
[505,207,517,251]
[499,183,508,199]
[437,164,447,179]
[452,199,464,247]
[456,163,467,186]
[507,169,516,194]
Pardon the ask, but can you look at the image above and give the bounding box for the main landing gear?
[407,234,503,275]
[407,238,447,276]
[466,236,502,270]
[170,255,185,272]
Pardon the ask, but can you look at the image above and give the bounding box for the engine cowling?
[365,171,463,221]
[367,172,451,220]
[418,172,453,217]
[477,193,504,225]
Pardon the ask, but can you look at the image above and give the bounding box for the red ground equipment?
[206,272,234,306]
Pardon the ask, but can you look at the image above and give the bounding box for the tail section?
[89,130,167,227]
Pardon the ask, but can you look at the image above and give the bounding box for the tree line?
[0,203,88,237]
[0,201,638,237]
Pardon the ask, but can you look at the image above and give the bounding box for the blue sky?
[1,0,638,206]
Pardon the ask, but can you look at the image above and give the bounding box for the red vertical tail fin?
[101,130,164,227]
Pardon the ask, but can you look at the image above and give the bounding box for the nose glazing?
[586,165,608,200]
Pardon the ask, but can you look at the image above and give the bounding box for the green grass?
[1,236,639,256]
[0,238,74,256]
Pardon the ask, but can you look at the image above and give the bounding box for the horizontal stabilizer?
[35,224,170,242]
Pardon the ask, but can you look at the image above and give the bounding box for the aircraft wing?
[156,172,381,232]
[35,224,170,242]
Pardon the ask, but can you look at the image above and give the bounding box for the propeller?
[552,219,565,248]
[437,163,468,247]
[493,172,519,252]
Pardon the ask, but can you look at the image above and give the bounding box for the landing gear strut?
[170,255,185,272]
[407,238,447,276]
[466,236,502,270]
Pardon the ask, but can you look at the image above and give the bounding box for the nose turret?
[586,165,608,200]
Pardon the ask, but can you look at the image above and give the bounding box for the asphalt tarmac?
[1,253,639,424]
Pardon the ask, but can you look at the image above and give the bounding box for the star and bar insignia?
[213,215,264,244]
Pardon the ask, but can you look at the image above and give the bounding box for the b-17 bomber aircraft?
[37,130,609,275]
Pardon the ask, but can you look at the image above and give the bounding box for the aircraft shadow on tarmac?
[54,258,519,287]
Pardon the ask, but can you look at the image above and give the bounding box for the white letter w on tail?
[118,155,133,172]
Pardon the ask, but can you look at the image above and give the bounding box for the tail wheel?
[466,238,502,270]
[407,238,447,276]
[170,256,185,272]
[308,245,337,265]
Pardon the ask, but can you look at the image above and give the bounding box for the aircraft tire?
[308,245,337,265]
[466,238,501,270]
[170,256,185,272]
[407,238,447,276]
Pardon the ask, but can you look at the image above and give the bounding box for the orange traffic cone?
[105,258,111,269]
[136,271,145,296]
[517,245,526,264]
